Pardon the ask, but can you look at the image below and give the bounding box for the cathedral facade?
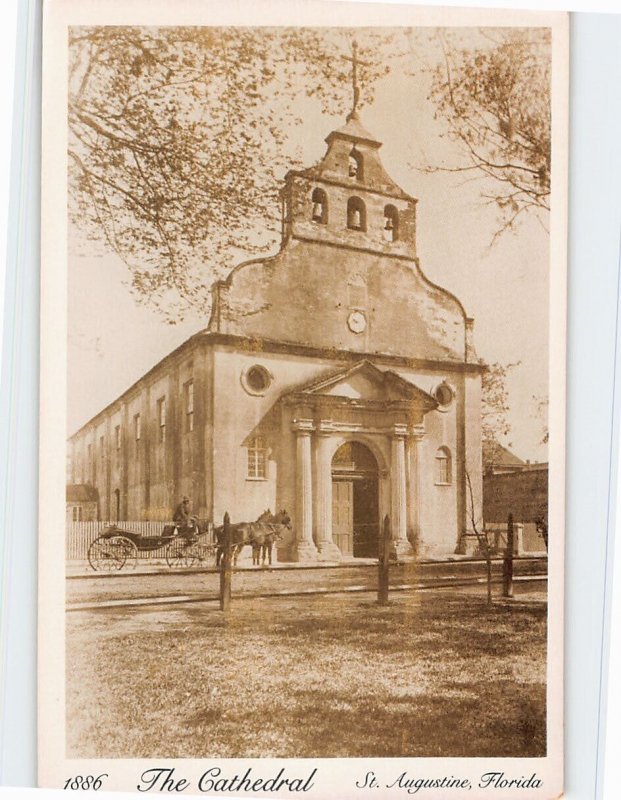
[67,110,484,560]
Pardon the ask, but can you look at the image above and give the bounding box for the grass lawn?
[66,589,546,759]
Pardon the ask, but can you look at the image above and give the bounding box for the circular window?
[434,382,454,409]
[242,365,273,396]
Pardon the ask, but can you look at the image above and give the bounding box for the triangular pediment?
[286,361,438,409]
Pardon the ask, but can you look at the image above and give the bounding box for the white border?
[11,3,621,800]
[38,3,568,797]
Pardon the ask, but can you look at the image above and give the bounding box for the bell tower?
[280,109,418,259]
[279,41,417,258]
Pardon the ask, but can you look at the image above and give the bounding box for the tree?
[481,360,520,444]
[466,469,493,606]
[427,29,551,243]
[532,393,549,445]
[68,27,391,320]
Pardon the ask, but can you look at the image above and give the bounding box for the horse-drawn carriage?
[87,519,215,572]
[86,510,291,572]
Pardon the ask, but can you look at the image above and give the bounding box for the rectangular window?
[134,413,141,441]
[99,435,105,462]
[157,397,166,444]
[247,436,267,479]
[72,506,82,522]
[87,443,92,482]
[185,380,194,432]
[115,425,122,451]
[435,448,451,485]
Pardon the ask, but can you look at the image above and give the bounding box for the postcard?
[39,1,568,796]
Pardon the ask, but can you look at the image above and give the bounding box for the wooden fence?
[485,522,547,555]
[66,520,215,561]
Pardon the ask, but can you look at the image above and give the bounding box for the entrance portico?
[285,361,438,561]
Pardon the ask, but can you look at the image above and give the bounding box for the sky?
[68,28,551,461]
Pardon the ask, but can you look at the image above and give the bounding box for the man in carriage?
[172,496,197,540]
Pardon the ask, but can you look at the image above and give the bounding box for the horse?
[250,510,291,567]
[214,509,291,567]
[213,512,266,567]
[535,516,548,551]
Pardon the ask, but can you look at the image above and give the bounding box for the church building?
[67,105,484,561]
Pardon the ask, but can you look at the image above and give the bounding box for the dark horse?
[214,509,291,567]
[250,509,292,566]
[535,516,548,551]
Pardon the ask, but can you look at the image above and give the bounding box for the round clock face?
[347,310,367,334]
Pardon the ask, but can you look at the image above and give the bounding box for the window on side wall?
[247,436,268,480]
[435,447,452,485]
[185,380,194,432]
[157,397,166,444]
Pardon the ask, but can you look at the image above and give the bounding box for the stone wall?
[483,467,548,524]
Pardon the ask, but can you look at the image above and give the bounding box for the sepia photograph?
[38,2,566,792]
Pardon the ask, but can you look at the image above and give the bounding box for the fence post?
[378,515,391,605]
[502,512,514,598]
[219,512,232,613]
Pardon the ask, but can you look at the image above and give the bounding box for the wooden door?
[353,477,379,557]
[332,480,353,556]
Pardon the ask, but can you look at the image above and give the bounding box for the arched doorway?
[331,442,379,558]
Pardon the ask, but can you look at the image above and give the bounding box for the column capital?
[316,419,335,436]
[392,423,408,439]
[409,424,425,441]
[293,418,315,435]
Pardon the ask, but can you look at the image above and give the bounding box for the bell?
[349,164,358,177]
[384,217,394,231]
[312,201,323,221]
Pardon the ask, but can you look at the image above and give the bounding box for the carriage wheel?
[193,543,218,568]
[88,535,137,572]
[119,537,138,570]
[166,540,198,569]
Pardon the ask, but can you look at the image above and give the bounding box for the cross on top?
[341,39,371,116]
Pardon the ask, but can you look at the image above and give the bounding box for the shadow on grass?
[237,594,547,661]
[279,683,546,758]
[67,590,547,759]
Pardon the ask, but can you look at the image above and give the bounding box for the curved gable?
[208,112,474,365]
[208,239,469,362]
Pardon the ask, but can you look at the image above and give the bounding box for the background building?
[482,439,548,553]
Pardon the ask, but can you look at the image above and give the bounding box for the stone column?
[391,425,412,558]
[406,426,425,554]
[314,430,341,561]
[293,420,318,562]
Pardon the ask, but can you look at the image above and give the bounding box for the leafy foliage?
[532,394,549,445]
[427,29,551,243]
[481,360,520,443]
[69,27,391,319]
